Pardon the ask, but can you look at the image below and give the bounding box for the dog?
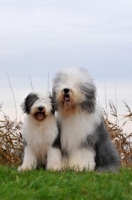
[52,67,120,172]
[18,90,61,172]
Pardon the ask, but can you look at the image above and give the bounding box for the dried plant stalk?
[103,100,132,167]
[0,114,23,165]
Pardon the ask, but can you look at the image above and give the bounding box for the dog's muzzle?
[35,106,45,120]
[63,88,70,101]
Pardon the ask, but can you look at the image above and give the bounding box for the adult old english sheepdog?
[18,90,61,172]
[52,67,120,172]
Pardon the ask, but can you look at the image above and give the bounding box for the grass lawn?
[0,166,132,200]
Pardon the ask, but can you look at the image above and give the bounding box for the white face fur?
[55,85,85,110]
[52,67,96,114]
[22,91,54,121]
[30,98,52,121]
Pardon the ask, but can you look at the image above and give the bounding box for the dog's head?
[22,91,55,121]
[52,67,96,114]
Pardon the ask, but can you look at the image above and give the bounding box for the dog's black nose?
[38,106,44,111]
[63,88,69,93]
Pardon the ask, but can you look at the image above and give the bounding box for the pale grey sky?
[0,0,132,132]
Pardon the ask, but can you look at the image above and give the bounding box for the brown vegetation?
[0,104,23,165]
[103,101,132,167]
[0,102,132,167]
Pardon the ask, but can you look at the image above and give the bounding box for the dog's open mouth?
[64,94,70,101]
[35,112,45,120]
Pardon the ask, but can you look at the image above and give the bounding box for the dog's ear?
[80,85,96,113]
[21,93,38,114]
[49,95,55,115]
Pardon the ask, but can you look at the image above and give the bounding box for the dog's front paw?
[47,163,61,171]
[18,165,32,172]
[68,159,95,171]
[68,163,84,172]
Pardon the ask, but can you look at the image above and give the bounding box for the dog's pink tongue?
[38,112,43,117]
[64,97,70,101]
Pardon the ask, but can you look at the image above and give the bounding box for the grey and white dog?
[18,90,61,172]
[52,67,120,172]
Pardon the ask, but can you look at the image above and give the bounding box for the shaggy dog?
[18,90,61,172]
[52,67,120,172]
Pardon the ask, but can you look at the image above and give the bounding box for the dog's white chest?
[23,119,56,158]
[60,112,91,151]
[59,108,101,152]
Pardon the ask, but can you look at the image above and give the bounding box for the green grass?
[0,166,132,200]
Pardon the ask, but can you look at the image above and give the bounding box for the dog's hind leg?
[95,122,120,172]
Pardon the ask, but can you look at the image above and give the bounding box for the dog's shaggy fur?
[18,90,61,172]
[52,67,120,171]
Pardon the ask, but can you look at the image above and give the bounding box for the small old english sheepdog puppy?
[52,67,120,172]
[18,90,61,172]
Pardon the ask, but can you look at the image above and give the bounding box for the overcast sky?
[0,0,132,131]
